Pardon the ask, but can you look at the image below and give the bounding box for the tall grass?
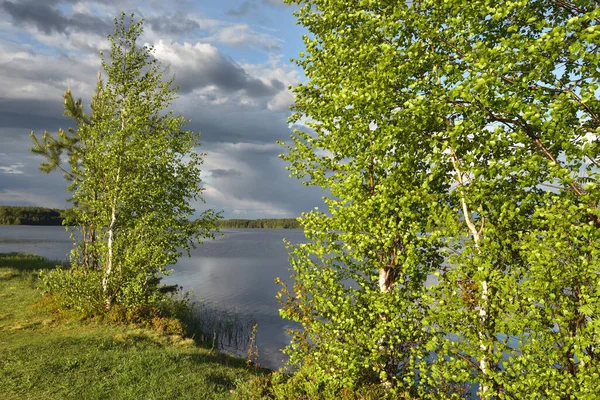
[181,299,257,356]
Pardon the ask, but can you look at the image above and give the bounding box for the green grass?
[0,253,264,400]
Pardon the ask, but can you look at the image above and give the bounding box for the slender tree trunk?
[81,227,87,271]
[102,164,120,308]
[102,201,117,308]
[379,267,394,293]
[378,266,395,391]
[90,227,97,270]
[90,190,98,270]
[451,152,491,397]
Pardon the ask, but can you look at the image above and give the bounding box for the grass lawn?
[0,253,264,399]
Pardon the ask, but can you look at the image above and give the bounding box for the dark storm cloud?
[179,59,268,96]
[182,102,289,144]
[146,15,202,35]
[210,169,242,178]
[1,0,112,35]
[2,1,203,38]
[160,43,284,97]
[0,51,96,86]
[0,155,64,193]
[226,1,257,17]
[0,99,69,130]
[202,141,325,217]
[0,127,72,208]
[0,111,68,131]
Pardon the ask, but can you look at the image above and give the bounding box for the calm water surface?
[0,225,304,369]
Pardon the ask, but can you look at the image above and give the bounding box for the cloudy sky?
[0,0,324,218]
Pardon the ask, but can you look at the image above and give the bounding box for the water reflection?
[0,226,303,370]
[0,225,74,262]
[162,229,305,369]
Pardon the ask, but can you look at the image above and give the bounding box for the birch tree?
[277,1,448,395]
[280,0,599,398]
[33,14,219,310]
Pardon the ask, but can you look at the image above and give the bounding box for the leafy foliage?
[30,14,219,311]
[279,0,600,398]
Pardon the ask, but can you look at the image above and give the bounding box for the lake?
[0,225,304,370]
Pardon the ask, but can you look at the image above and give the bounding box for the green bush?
[104,304,128,324]
[38,267,104,316]
[125,304,161,324]
[234,367,392,400]
[151,317,186,336]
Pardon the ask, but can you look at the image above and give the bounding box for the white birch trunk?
[102,162,121,308]
[102,202,117,307]
[451,152,490,397]
[379,267,394,293]
[378,266,394,391]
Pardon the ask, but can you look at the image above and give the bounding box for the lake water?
[0,225,304,370]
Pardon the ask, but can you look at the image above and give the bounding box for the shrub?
[234,368,392,400]
[104,304,128,325]
[38,267,104,316]
[152,317,186,336]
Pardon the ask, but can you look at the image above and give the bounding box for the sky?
[0,0,325,218]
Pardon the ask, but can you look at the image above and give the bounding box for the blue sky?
[0,0,324,218]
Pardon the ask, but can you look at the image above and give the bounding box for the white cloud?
[0,163,25,175]
[267,90,294,111]
[202,186,291,216]
[206,24,284,51]
[71,3,93,15]
[0,40,100,101]
[0,1,324,217]
[241,55,300,111]
[212,142,282,152]
[152,40,281,101]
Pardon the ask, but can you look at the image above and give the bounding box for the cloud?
[262,0,288,7]
[0,128,72,208]
[0,0,324,218]
[154,40,283,97]
[205,24,283,51]
[202,186,292,216]
[1,0,112,35]
[198,142,325,218]
[226,1,257,17]
[0,163,25,175]
[0,189,65,208]
[242,59,298,111]
[175,99,290,144]
[0,41,100,99]
[146,14,204,35]
[0,35,294,138]
[210,168,243,178]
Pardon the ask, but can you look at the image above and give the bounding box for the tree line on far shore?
[215,218,300,229]
[0,205,300,230]
[0,206,64,226]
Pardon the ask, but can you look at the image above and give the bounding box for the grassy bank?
[0,253,264,399]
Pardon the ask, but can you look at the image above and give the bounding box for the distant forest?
[0,206,300,229]
[216,218,301,229]
[0,206,64,226]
